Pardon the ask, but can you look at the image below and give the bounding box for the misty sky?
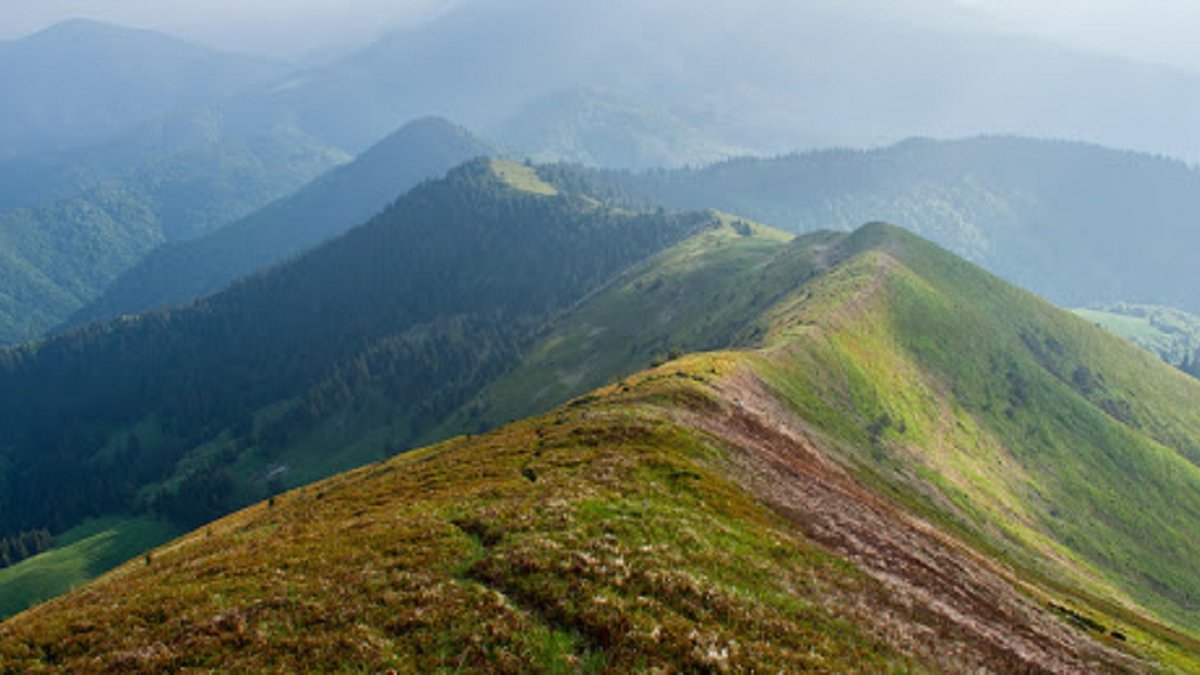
[0,0,455,61]
[948,0,1200,70]
[1,0,1199,72]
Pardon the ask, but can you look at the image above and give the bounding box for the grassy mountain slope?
[435,214,802,437]
[550,136,1200,313]
[5,225,1199,670]
[0,384,922,671]
[450,219,1200,644]
[0,369,1139,672]
[435,221,1200,662]
[0,160,710,616]
[0,20,281,160]
[742,225,1200,637]
[68,118,492,327]
[0,127,346,344]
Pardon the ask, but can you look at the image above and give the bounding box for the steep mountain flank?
[0,127,345,343]
[0,20,281,159]
[3,223,1198,671]
[0,160,709,615]
[68,118,492,326]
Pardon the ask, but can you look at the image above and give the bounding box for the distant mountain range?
[11,6,1200,168]
[201,0,1200,162]
[0,19,282,161]
[559,136,1200,314]
[49,132,1200,341]
[0,127,346,343]
[487,87,749,169]
[4,14,1200,350]
[66,117,493,328]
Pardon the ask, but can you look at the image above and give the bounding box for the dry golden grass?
[0,370,913,672]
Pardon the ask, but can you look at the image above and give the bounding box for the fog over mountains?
[191,0,1199,164]
[1,4,1199,341]
[7,1,1200,164]
[0,19,282,160]
[1,4,1200,670]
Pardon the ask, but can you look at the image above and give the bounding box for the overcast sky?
[2,0,1199,71]
[947,0,1200,70]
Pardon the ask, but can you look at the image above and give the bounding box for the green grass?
[5,222,1200,670]
[0,385,915,671]
[433,217,807,437]
[489,159,560,196]
[748,225,1200,648]
[430,221,1200,661]
[0,515,181,619]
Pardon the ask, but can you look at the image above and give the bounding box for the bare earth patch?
[674,366,1144,674]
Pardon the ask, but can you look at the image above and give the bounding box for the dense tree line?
[1182,353,1200,379]
[0,529,54,569]
[69,117,493,328]
[0,159,709,539]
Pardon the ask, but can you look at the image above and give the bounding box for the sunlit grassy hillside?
[4,223,1199,671]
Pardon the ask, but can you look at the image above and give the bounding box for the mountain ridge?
[223,0,1200,162]
[0,19,282,160]
[0,126,347,344]
[544,135,1200,314]
[4,222,1199,670]
[65,117,493,327]
[68,131,1200,342]
[0,161,712,617]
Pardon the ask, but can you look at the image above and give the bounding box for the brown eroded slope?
[678,366,1141,672]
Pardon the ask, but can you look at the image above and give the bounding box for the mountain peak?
[395,115,474,138]
[361,116,492,166]
[63,120,494,329]
[11,18,276,66]
[23,18,175,45]
[842,220,918,252]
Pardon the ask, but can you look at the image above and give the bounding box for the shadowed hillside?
[0,159,709,615]
[67,118,493,327]
[0,126,346,344]
[3,223,1199,671]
